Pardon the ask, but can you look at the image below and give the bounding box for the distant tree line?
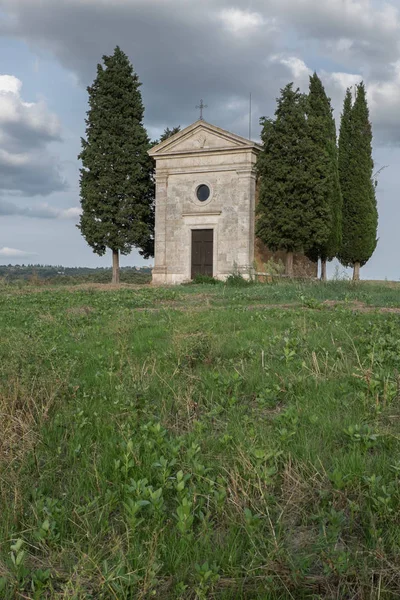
[0,265,151,284]
[256,75,378,280]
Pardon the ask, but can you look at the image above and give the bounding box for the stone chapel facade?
[149,120,316,284]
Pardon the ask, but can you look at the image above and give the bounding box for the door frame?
[185,221,218,281]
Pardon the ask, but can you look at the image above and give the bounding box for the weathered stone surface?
[149,120,260,284]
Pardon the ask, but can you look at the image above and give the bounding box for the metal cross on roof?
[196,99,208,121]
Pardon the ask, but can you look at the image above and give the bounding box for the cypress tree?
[256,83,331,276]
[338,83,378,280]
[78,46,154,284]
[305,74,342,280]
[159,126,181,142]
[338,89,353,262]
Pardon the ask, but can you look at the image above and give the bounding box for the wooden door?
[191,229,213,279]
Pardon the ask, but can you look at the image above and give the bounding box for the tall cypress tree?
[305,73,342,280]
[78,46,154,284]
[338,83,378,280]
[256,83,330,276]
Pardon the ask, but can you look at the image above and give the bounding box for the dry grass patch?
[66,305,95,317]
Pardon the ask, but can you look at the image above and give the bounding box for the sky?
[0,0,399,279]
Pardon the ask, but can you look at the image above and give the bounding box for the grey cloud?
[2,118,62,153]
[271,0,400,60]
[0,0,399,144]
[0,198,79,218]
[0,152,66,196]
[0,0,283,136]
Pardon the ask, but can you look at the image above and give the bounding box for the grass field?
[1,280,400,599]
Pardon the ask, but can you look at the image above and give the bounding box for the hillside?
[0,265,151,284]
[1,281,400,598]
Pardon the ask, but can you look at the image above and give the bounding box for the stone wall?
[254,238,318,278]
[150,122,260,284]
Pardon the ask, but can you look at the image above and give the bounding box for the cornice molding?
[182,211,222,217]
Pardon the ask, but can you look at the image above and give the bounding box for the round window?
[196,184,210,202]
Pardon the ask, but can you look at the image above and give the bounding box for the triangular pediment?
[149,120,261,157]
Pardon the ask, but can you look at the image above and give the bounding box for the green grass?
[1,280,400,598]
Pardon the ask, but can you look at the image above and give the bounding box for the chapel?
[149,120,316,284]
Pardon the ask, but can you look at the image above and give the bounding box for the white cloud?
[272,54,362,93]
[218,8,265,34]
[0,75,61,143]
[324,71,362,92]
[0,74,22,94]
[31,203,81,219]
[271,56,312,82]
[271,52,400,143]
[0,246,35,258]
[0,74,65,195]
[60,206,81,219]
[23,203,81,219]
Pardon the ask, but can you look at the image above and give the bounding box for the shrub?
[191,274,220,285]
[225,273,251,287]
[263,258,285,278]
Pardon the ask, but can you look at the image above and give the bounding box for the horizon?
[0,263,153,269]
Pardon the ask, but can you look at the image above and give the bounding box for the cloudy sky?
[0,0,398,278]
